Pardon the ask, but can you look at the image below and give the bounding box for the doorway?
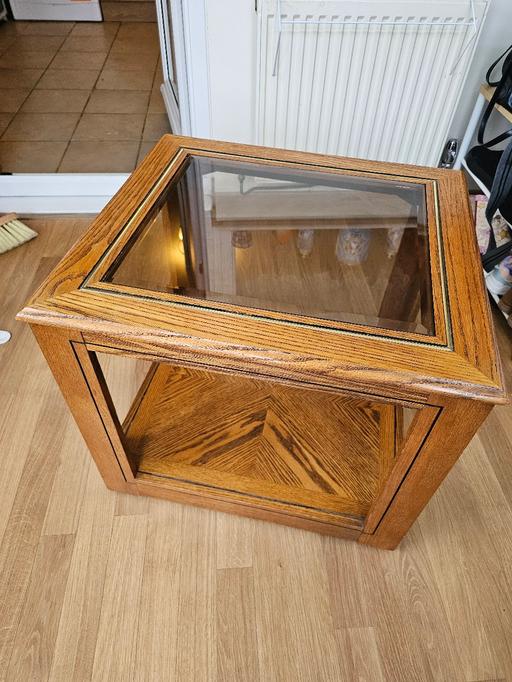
[0,9,171,174]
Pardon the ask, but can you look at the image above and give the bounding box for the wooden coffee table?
[18,136,507,549]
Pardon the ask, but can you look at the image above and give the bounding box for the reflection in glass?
[104,155,434,335]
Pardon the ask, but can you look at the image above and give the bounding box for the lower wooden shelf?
[123,363,399,532]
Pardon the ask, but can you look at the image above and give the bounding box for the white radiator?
[256,0,488,166]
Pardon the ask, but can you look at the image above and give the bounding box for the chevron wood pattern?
[124,363,397,529]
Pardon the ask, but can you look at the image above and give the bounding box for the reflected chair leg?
[359,398,492,550]
[30,324,134,492]
[379,224,420,325]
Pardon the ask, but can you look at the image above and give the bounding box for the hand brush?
[0,213,37,254]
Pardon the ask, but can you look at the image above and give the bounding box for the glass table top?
[102,154,435,335]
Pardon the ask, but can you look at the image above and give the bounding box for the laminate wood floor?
[1,216,511,682]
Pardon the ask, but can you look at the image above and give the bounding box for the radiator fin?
[257,0,487,166]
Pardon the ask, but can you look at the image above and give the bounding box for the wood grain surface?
[2,216,512,680]
[122,362,396,525]
[15,140,508,551]
[16,135,506,404]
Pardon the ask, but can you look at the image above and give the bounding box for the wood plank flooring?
[0,216,511,682]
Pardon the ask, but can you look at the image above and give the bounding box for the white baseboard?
[0,174,128,214]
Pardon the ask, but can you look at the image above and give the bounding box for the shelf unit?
[459,83,512,323]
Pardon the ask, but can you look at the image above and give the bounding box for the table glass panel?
[103,154,434,335]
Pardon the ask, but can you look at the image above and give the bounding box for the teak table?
[18,135,507,549]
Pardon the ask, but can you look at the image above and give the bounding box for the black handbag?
[478,44,512,142]
[465,44,512,270]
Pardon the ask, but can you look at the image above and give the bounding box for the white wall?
[205,0,257,143]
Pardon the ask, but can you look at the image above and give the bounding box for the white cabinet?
[10,0,101,21]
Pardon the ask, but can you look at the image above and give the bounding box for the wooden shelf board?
[124,363,399,528]
[480,84,512,125]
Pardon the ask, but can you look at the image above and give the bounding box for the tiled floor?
[0,19,171,173]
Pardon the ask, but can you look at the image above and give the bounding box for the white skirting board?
[0,174,128,214]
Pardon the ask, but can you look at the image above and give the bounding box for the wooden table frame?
[18,136,507,550]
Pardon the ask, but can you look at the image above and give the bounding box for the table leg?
[359,398,492,549]
[30,324,134,492]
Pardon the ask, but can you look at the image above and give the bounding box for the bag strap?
[478,45,512,144]
[478,87,512,144]
[485,135,512,227]
[479,127,512,149]
[486,44,512,87]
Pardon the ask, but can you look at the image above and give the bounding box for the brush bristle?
[0,218,37,254]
